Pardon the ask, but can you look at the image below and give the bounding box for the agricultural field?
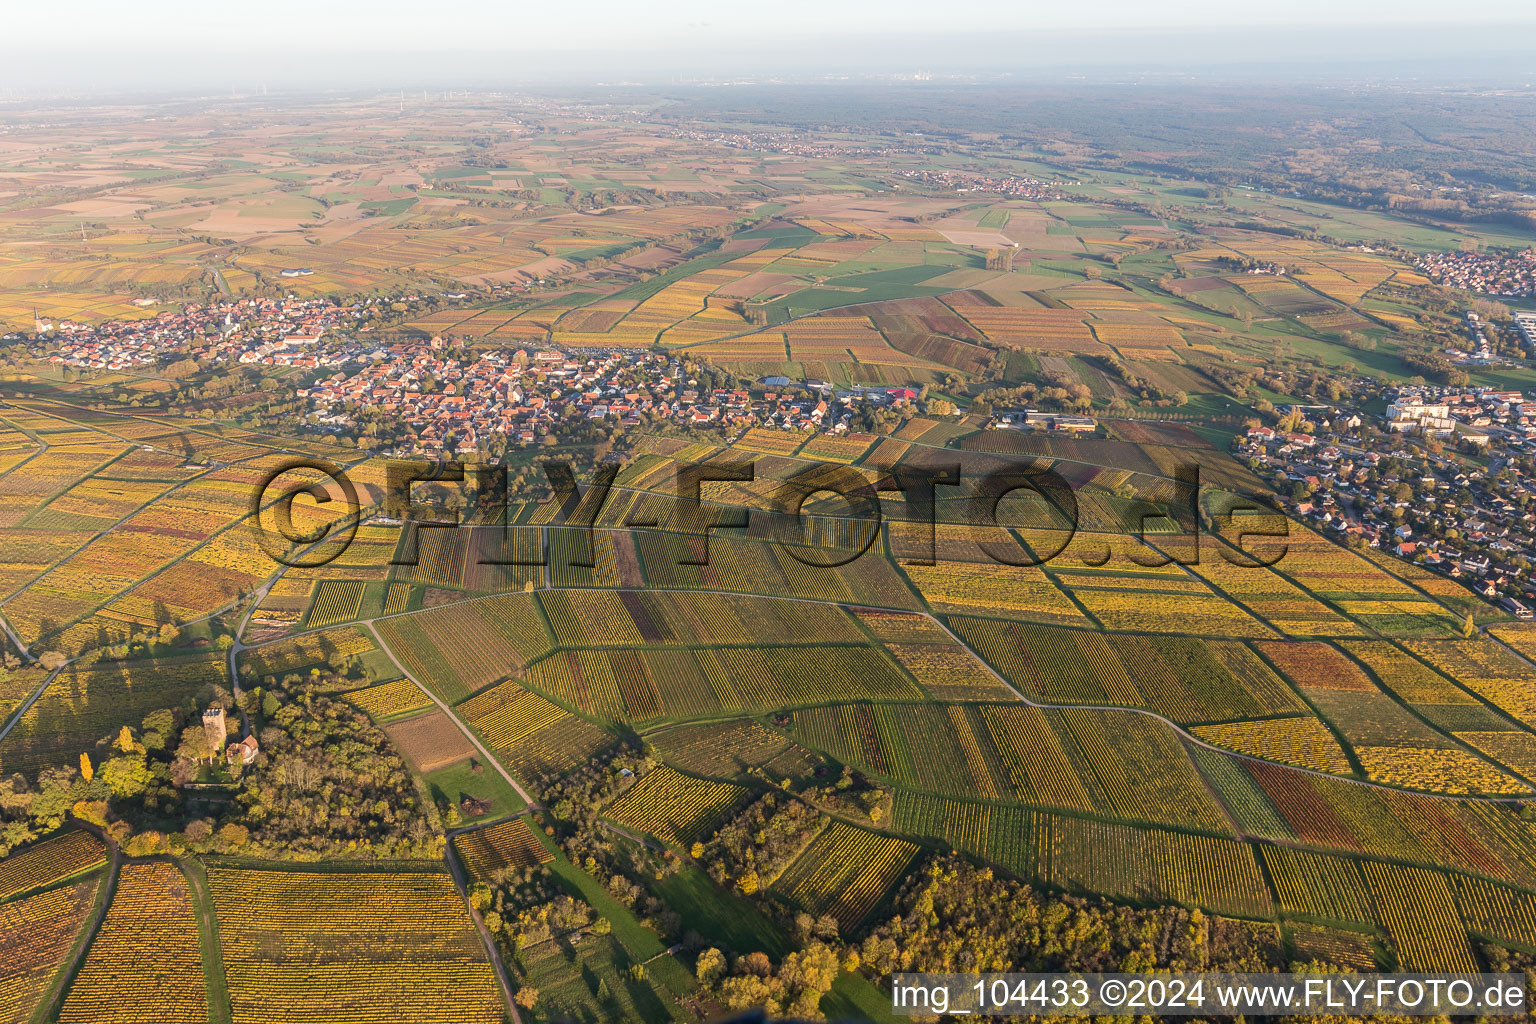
[239,626,377,680]
[0,830,107,900]
[1041,814,1273,920]
[0,654,229,776]
[0,878,101,1024]
[1362,862,1479,973]
[58,862,207,1024]
[604,765,749,846]
[456,678,616,787]
[453,816,553,881]
[344,677,433,722]
[773,823,919,931]
[646,718,825,783]
[208,864,504,1024]
[376,592,553,702]
[3,84,1536,1022]
[383,710,477,771]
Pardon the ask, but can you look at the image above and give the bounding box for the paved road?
[227,577,538,808]
[442,833,524,1024]
[363,620,537,808]
[231,573,1536,805]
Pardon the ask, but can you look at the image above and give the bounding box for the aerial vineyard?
[886,642,1014,700]
[774,822,919,931]
[1041,814,1272,919]
[1049,708,1231,831]
[0,830,107,900]
[1361,862,1478,973]
[1352,745,1525,795]
[791,701,1010,800]
[5,98,1536,1020]
[376,592,553,702]
[57,862,206,1024]
[527,642,921,721]
[905,562,1087,624]
[1452,874,1536,947]
[891,792,1036,879]
[604,765,749,845]
[949,618,1301,722]
[241,627,376,680]
[1260,846,1374,924]
[307,579,366,627]
[1192,716,1352,774]
[344,678,432,721]
[458,679,614,787]
[383,582,412,614]
[1288,923,1379,970]
[978,704,1094,810]
[1,655,229,776]
[209,865,503,1024]
[0,879,100,1024]
[453,817,552,881]
[647,718,807,779]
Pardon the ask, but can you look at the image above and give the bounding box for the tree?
[123,831,168,857]
[98,754,150,799]
[176,723,217,765]
[696,947,726,987]
[79,752,93,782]
[141,709,175,752]
[71,799,108,827]
[216,822,249,850]
[1464,611,1477,638]
[514,988,539,1010]
[719,974,774,1013]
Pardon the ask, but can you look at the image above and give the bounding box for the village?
[1415,248,1536,297]
[1239,384,1536,616]
[300,341,922,457]
[41,297,377,370]
[896,167,1059,200]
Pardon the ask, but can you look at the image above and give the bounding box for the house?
[226,735,260,766]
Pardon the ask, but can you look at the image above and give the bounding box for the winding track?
[233,576,1536,806]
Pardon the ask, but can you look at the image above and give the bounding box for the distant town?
[1241,384,1536,615]
[20,288,1536,610]
[302,344,920,457]
[1416,249,1536,297]
[40,298,375,371]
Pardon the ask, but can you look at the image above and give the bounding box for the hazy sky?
[16,0,1536,50]
[7,1,1536,91]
